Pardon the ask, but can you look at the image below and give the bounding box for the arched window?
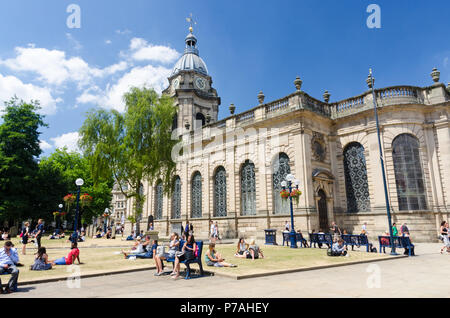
[272,153,291,214]
[241,160,256,215]
[154,181,163,220]
[171,176,181,219]
[191,171,202,218]
[343,142,371,212]
[172,112,178,131]
[214,166,227,217]
[392,134,427,210]
[195,113,205,128]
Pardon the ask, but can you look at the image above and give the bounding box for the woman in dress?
[30,247,52,271]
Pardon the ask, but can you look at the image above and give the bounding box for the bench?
[341,234,371,252]
[309,233,333,248]
[163,240,204,279]
[378,235,414,256]
[282,232,308,247]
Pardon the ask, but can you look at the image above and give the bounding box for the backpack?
[194,245,199,258]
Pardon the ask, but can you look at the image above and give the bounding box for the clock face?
[172,78,179,90]
[195,77,206,90]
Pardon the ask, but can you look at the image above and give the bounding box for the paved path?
[3,243,449,298]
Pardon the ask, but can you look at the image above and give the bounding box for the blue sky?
[0,0,449,157]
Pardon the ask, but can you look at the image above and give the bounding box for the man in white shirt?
[0,241,19,293]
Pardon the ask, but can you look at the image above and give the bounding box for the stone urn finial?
[185,121,190,130]
[206,113,211,123]
[294,76,302,91]
[431,67,440,83]
[366,72,375,89]
[229,103,235,115]
[257,91,265,104]
[323,90,330,103]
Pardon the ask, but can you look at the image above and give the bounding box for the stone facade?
[116,29,450,243]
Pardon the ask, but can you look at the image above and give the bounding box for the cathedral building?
[112,27,450,242]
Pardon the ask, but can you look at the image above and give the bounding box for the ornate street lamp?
[57,203,63,230]
[368,69,397,255]
[103,208,111,233]
[281,174,301,248]
[72,178,84,243]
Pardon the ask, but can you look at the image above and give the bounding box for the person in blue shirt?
[0,241,20,293]
[35,219,44,248]
[331,239,348,256]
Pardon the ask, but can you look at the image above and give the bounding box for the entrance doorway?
[317,189,328,232]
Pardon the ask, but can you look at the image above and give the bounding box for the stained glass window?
[343,142,371,212]
[171,176,181,219]
[272,153,291,214]
[214,166,227,217]
[191,171,202,218]
[392,134,427,210]
[241,160,256,215]
[154,181,163,220]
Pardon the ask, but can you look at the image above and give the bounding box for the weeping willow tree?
[78,87,177,234]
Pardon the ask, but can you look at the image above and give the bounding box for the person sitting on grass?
[51,242,82,266]
[205,243,237,267]
[154,233,180,276]
[93,229,102,239]
[30,247,52,271]
[234,237,249,257]
[133,239,158,259]
[126,231,135,241]
[330,239,348,256]
[171,234,197,279]
[121,236,145,258]
[247,240,264,260]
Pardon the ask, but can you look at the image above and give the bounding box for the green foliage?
[38,148,113,225]
[79,87,177,230]
[0,97,47,222]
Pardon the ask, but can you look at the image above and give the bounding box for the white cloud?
[0,46,128,87]
[51,132,80,152]
[105,40,112,45]
[76,65,171,112]
[0,73,60,115]
[39,140,53,151]
[116,29,131,35]
[129,37,180,64]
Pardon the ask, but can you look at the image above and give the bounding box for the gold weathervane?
[186,13,197,33]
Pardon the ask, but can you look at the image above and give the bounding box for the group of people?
[209,220,221,243]
[0,239,81,294]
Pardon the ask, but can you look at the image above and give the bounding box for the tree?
[79,87,177,234]
[37,148,113,228]
[0,97,47,224]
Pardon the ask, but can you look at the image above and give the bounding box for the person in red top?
[51,242,82,265]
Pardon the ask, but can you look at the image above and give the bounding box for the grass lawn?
[2,243,155,284]
[2,239,398,284]
[190,244,395,278]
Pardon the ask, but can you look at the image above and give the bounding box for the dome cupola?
[171,27,208,76]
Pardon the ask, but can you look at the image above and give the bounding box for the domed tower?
[164,24,220,134]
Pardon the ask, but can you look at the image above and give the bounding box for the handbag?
[156,245,165,256]
[175,251,185,257]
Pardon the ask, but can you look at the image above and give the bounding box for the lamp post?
[73,178,84,243]
[57,203,63,230]
[281,174,300,248]
[368,69,397,255]
[104,208,110,233]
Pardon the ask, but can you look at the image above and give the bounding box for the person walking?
[21,222,30,255]
[439,221,450,254]
[392,223,399,236]
[0,241,20,293]
[209,220,216,243]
